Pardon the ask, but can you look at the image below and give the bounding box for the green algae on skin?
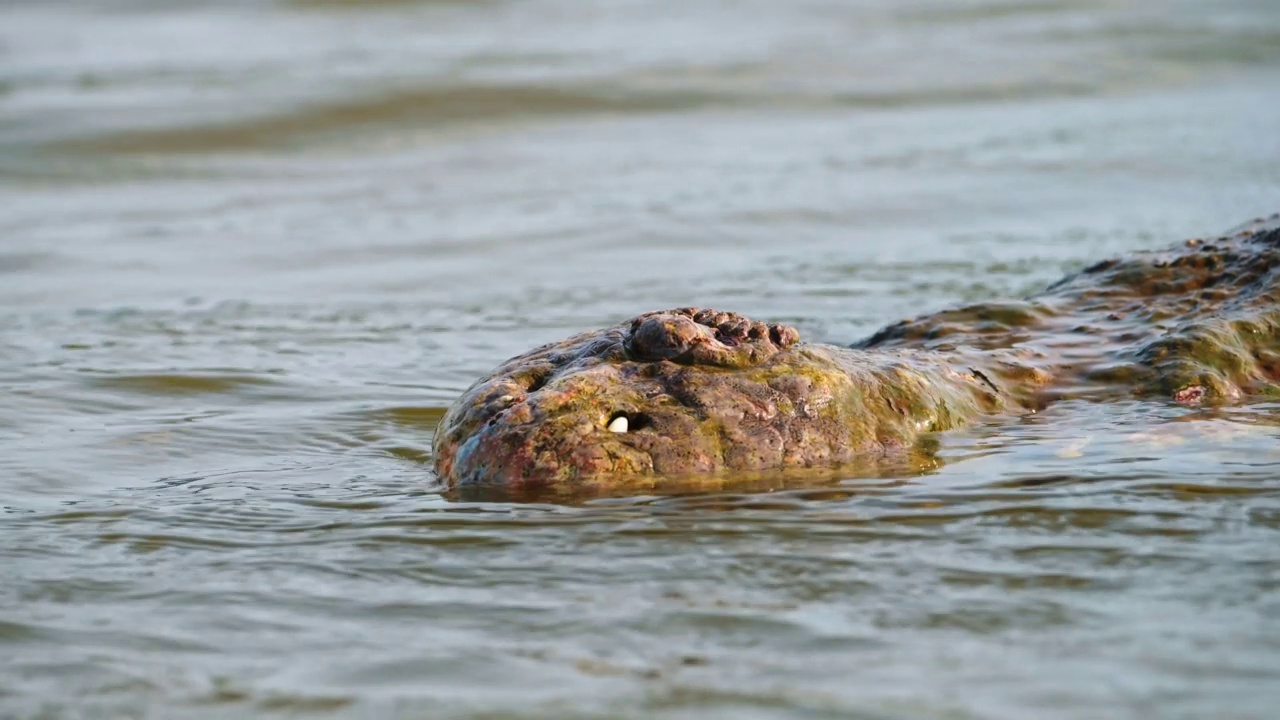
[435,213,1280,492]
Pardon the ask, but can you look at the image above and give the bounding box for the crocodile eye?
[606,412,651,433]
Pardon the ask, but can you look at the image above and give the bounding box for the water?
[3,0,1280,717]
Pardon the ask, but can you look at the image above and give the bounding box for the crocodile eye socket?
[606,412,651,433]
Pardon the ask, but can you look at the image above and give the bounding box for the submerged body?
[434,214,1280,492]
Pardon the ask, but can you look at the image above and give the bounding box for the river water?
[3,0,1280,717]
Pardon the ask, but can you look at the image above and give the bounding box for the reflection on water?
[3,0,1280,717]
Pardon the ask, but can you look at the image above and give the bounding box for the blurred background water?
[3,0,1280,717]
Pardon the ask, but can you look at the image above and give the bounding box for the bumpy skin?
[434,213,1280,492]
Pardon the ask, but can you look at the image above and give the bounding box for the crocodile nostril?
[626,315,704,361]
[625,309,800,367]
[769,324,800,348]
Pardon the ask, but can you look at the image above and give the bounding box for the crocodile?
[433,213,1280,495]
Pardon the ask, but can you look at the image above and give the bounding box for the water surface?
[3,0,1280,717]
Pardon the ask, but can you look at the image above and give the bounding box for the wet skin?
[434,214,1280,493]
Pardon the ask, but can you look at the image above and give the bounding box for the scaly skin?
[433,213,1280,493]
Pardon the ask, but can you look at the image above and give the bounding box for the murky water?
[3,0,1280,717]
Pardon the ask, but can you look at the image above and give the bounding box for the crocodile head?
[432,308,898,492]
